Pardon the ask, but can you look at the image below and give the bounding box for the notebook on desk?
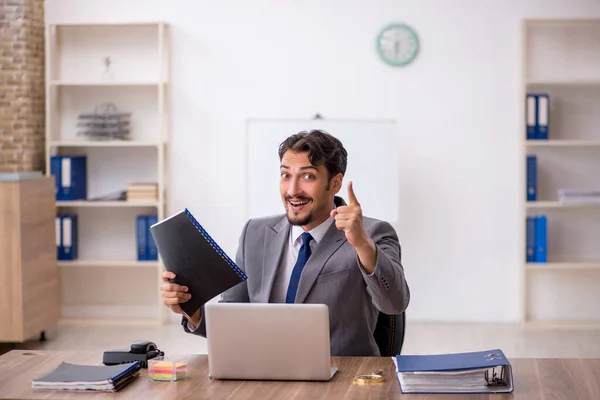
[149,208,248,317]
[393,349,514,394]
[32,361,140,392]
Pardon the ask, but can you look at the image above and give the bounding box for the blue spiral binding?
[183,208,248,280]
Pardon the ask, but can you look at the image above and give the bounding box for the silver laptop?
[204,302,338,381]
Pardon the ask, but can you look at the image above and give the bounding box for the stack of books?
[127,183,158,202]
[32,361,140,392]
[558,189,600,204]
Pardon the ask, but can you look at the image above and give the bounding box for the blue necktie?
[286,232,313,303]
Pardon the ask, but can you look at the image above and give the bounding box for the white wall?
[45,0,600,323]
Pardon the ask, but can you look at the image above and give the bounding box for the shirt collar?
[291,216,334,246]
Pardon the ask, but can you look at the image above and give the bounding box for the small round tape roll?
[352,374,384,385]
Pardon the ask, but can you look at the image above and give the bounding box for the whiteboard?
[245,119,399,224]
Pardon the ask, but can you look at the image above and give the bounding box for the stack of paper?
[392,349,514,394]
[32,361,140,392]
[558,189,600,203]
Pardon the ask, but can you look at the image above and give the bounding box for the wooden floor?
[2,321,600,358]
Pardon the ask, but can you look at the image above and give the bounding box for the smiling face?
[280,150,342,231]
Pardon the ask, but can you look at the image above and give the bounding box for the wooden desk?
[0,350,599,399]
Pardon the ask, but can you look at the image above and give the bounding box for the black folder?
[150,208,247,317]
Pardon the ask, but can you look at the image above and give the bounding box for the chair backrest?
[373,311,406,357]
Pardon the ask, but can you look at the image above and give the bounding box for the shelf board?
[58,317,161,326]
[526,201,600,209]
[526,79,600,86]
[49,81,162,87]
[56,200,158,207]
[523,320,600,329]
[526,140,600,147]
[57,260,159,268]
[50,140,161,148]
[526,262,600,270]
[51,21,165,28]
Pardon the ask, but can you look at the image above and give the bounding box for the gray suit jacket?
[183,196,410,356]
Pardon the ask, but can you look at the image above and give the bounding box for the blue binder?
[526,94,536,139]
[146,215,158,261]
[535,215,547,262]
[526,216,535,262]
[394,349,514,394]
[136,215,148,261]
[56,216,63,260]
[536,93,549,139]
[526,155,537,201]
[50,155,87,201]
[58,214,78,260]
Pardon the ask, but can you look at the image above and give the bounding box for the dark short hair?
[278,129,348,180]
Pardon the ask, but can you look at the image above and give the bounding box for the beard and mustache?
[285,195,313,226]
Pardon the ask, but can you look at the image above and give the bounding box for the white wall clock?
[376,23,420,67]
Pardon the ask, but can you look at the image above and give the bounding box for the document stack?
[558,189,600,204]
[127,183,158,202]
[32,361,140,392]
[393,349,514,394]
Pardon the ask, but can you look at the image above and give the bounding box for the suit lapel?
[260,216,290,302]
[294,222,347,303]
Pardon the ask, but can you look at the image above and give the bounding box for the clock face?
[376,23,420,67]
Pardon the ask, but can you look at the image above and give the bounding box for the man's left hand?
[331,181,370,249]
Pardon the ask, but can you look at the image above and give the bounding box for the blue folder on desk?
[393,349,514,394]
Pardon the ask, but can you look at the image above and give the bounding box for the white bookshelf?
[522,19,600,327]
[44,22,169,324]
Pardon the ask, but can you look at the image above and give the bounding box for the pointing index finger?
[347,181,360,206]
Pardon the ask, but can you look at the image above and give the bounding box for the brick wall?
[0,0,45,173]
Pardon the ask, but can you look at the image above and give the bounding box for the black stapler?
[103,340,164,368]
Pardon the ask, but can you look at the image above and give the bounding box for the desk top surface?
[0,350,599,400]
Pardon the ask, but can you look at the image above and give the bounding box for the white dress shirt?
[270,217,335,303]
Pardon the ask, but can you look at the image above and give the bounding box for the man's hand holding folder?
[160,271,201,327]
[151,208,248,328]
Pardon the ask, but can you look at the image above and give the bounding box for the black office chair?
[373,311,406,357]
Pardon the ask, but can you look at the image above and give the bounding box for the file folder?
[58,215,78,260]
[149,208,248,317]
[526,216,535,262]
[526,155,537,201]
[535,215,547,263]
[146,215,158,261]
[56,216,62,260]
[526,94,536,139]
[393,349,514,394]
[136,215,147,261]
[536,93,549,139]
[50,155,87,200]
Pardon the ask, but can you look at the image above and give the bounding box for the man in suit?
[160,130,410,356]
